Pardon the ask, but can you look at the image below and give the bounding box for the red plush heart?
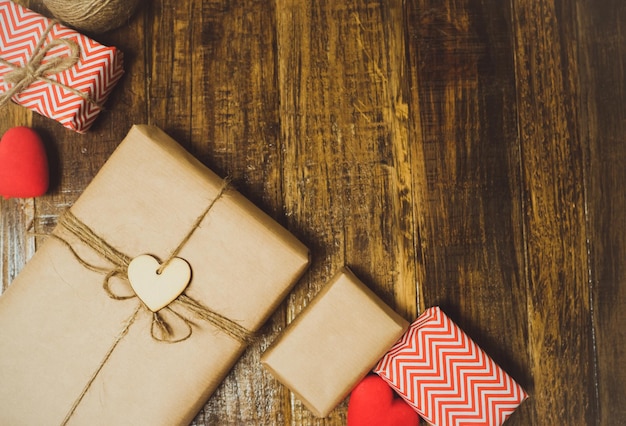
[0,127,49,199]
[348,374,419,426]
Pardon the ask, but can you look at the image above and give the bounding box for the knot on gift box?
[0,19,100,108]
[36,179,258,425]
[49,179,255,345]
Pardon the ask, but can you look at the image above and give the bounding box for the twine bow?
[55,211,254,345]
[38,180,256,424]
[50,180,254,345]
[0,20,100,108]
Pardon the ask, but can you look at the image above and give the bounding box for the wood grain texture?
[512,0,597,422]
[406,0,530,422]
[0,102,34,293]
[578,0,626,422]
[1,0,625,424]
[276,0,417,423]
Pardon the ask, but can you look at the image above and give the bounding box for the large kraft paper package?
[0,125,310,425]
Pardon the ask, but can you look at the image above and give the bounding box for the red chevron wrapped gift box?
[0,0,123,132]
[374,307,528,426]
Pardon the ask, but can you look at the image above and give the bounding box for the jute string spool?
[42,0,142,34]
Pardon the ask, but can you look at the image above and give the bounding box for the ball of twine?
[42,0,142,34]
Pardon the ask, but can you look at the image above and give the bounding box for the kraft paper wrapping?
[261,267,409,417]
[0,125,310,425]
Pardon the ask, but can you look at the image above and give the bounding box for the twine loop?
[4,38,79,86]
[50,179,254,345]
[0,20,100,108]
[49,179,257,424]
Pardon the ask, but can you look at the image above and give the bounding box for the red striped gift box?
[0,0,123,133]
[374,307,528,426]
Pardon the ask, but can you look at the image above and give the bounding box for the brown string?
[151,308,192,343]
[54,210,256,344]
[175,294,255,344]
[0,20,102,108]
[60,304,142,426]
[53,181,254,344]
[158,177,232,273]
[50,181,258,423]
[57,213,132,270]
[102,269,136,300]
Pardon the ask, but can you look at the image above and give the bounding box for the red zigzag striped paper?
[0,0,123,133]
[375,307,528,426]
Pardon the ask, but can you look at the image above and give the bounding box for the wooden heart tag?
[127,255,191,312]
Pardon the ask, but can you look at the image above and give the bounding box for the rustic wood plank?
[578,0,626,422]
[350,0,418,322]
[405,0,530,423]
[405,0,528,378]
[0,196,34,293]
[277,0,416,423]
[146,1,287,424]
[0,103,34,294]
[1,2,35,295]
[511,0,597,423]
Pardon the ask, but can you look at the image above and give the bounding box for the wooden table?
[2,0,625,424]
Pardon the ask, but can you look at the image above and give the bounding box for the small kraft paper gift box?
[0,0,124,132]
[375,306,528,426]
[261,267,409,417]
[0,125,310,425]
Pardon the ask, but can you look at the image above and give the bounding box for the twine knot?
[5,63,37,86]
[45,179,257,423]
[49,179,253,345]
[4,37,79,84]
[0,20,98,108]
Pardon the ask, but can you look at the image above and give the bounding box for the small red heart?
[0,127,49,199]
[348,374,420,426]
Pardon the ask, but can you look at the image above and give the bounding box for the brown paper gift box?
[261,267,409,417]
[0,125,310,425]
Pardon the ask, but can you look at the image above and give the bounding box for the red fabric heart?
[0,127,49,199]
[348,374,419,426]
